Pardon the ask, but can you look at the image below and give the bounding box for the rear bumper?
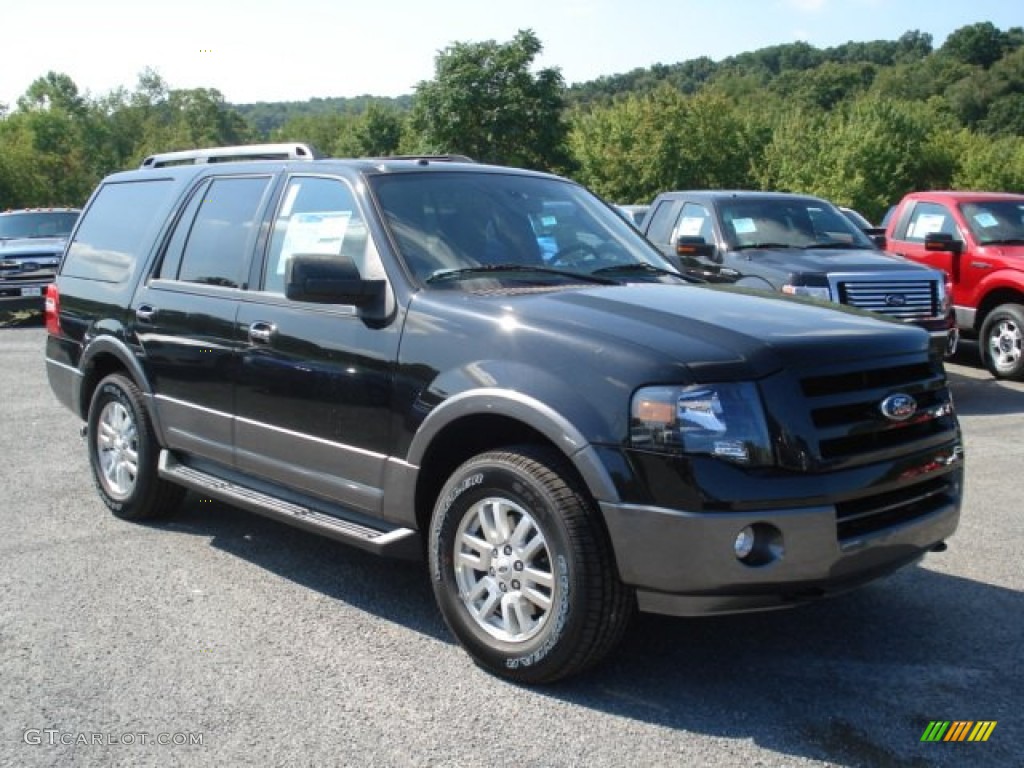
[600,474,961,616]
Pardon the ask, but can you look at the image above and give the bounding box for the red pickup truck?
[885,191,1024,380]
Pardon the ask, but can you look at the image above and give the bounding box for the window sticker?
[973,212,999,228]
[732,218,756,235]
[276,211,352,274]
[908,213,946,239]
[677,216,705,237]
[280,183,301,219]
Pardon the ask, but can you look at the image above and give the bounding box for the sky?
[2,0,1021,108]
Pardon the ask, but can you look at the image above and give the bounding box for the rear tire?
[86,373,185,520]
[980,303,1024,381]
[429,446,634,683]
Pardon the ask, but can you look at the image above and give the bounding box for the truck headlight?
[630,382,773,466]
[781,284,832,301]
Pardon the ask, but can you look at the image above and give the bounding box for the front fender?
[406,380,622,505]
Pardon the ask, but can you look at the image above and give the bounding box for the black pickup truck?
[44,147,963,682]
[641,190,957,357]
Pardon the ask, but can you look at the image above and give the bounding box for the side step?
[158,451,420,559]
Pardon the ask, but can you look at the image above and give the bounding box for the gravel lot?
[1,321,1021,768]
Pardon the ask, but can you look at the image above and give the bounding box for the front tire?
[429,446,634,683]
[980,303,1024,381]
[86,373,185,520]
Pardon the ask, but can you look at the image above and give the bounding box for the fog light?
[734,527,755,559]
[733,523,784,566]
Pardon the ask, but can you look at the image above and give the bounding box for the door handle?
[248,321,276,344]
[135,305,156,323]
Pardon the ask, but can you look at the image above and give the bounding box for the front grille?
[836,475,956,541]
[798,360,957,468]
[835,277,938,320]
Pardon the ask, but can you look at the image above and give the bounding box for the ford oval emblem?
[880,393,917,422]
[885,294,907,307]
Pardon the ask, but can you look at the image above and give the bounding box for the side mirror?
[864,227,886,249]
[285,254,385,307]
[675,236,716,258]
[924,232,963,255]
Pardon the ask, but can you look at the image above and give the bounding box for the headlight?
[781,284,832,301]
[630,382,773,466]
[940,276,953,315]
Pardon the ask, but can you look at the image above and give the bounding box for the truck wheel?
[87,373,185,520]
[429,446,634,683]
[980,304,1024,381]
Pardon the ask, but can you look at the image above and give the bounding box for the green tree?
[941,22,1009,69]
[408,29,571,171]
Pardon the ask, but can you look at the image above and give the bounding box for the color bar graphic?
[920,721,996,742]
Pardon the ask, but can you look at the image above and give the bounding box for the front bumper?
[0,279,50,311]
[600,477,960,616]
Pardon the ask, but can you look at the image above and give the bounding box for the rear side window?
[166,176,271,288]
[63,180,175,282]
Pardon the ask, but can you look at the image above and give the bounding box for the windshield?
[960,200,1024,245]
[370,171,676,287]
[0,211,79,240]
[719,198,875,250]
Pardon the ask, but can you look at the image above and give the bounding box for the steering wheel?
[550,242,601,268]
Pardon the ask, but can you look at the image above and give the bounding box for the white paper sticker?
[732,218,756,235]
[276,211,352,274]
[909,213,946,239]
[678,217,705,237]
[973,212,998,228]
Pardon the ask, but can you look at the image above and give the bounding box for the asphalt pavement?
[1,323,1020,768]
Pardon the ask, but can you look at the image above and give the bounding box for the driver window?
[264,176,372,294]
[674,203,713,244]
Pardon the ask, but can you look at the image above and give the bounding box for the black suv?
[0,207,80,310]
[45,145,963,682]
[641,191,957,357]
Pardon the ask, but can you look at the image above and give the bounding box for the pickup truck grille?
[798,360,957,469]
[835,277,938,320]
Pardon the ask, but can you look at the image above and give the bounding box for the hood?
[0,236,67,258]
[418,282,929,384]
[736,245,936,276]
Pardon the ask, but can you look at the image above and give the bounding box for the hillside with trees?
[1,22,1022,221]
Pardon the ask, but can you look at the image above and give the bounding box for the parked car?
[0,208,80,311]
[45,145,962,683]
[640,190,957,357]
[885,190,1024,379]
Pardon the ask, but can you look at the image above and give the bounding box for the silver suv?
[0,208,80,311]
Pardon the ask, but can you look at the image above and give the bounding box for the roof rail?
[368,154,476,164]
[140,143,322,169]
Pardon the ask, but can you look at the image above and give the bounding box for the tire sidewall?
[982,305,1024,379]
[429,455,585,679]
[87,375,150,515]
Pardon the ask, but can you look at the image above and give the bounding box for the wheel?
[980,303,1024,381]
[87,373,185,520]
[428,446,634,683]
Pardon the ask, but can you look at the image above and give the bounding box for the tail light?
[44,283,61,335]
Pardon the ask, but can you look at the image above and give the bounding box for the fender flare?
[406,387,621,504]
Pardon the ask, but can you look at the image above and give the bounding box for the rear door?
[135,173,275,467]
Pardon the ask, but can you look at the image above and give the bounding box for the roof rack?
[140,143,322,169]
[371,154,476,163]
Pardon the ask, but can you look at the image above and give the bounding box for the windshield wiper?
[980,238,1024,246]
[426,264,616,285]
[591,262,692,280]
[732,242,797,251]
[802,242,862,249]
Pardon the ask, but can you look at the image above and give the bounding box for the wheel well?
[976,289,1024,332]
[414,414,577,535]
[79,353,131,418]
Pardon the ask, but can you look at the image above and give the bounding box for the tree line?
[2,24,1022,223]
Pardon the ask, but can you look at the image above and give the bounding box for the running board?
[158,451,420,559]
